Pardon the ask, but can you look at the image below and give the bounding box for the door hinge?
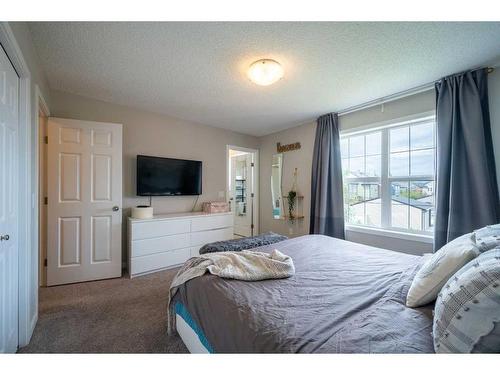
[44,136,48,144]
[250,193,255,198]
[250,162,254,167]
[44,197,48,205]
[44,258,47,267]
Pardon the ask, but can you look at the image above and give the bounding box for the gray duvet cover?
[172,234,434,353]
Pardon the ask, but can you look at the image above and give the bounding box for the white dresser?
[128,211,233,278]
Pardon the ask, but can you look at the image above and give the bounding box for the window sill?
[345,224,434,244]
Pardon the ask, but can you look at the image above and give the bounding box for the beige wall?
[340,90,435,131]
[43,63,500,259]
[259,121,316,237]
[259,90,435,234]
[9,22,52,108]
[259,90,436,253]
[259,76,500,254]
[49,90,260,259]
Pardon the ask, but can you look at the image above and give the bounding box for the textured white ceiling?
[29,22,500,136]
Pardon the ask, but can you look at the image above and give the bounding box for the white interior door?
[0,45,19,353]
[47,118,122,286]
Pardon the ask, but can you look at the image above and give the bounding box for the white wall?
[49,90,260,260]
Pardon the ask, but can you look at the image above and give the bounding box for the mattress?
[172,234,434,353]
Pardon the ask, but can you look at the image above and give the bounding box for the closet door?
[0,44,19,353]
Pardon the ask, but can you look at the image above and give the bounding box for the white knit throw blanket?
[167,249,295,335]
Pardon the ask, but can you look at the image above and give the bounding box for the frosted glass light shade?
[247,59,284,86]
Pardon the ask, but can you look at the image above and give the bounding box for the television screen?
[136,155,202,196]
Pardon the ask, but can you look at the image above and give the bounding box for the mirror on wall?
[271,153,283,219]
[234,157,248,218]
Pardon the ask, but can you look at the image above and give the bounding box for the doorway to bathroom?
[226,146,259,238]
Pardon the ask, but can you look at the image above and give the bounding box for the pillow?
[433,248,500,353]
[476,235,500,253]
[474,223,500,253]
[406,232,480,307]
[474,223,500,241]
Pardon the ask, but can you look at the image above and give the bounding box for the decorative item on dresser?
[128,211,233,278]
[131,205,154,219]
[202,201,229,214]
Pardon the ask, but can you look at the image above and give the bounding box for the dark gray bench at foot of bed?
[199,232,288,254]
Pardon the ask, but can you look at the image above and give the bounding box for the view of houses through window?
[341,116,436,234]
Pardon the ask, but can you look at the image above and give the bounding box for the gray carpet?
[18,268,189,353]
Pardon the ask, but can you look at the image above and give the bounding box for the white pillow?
[474,223,500,253]
[476,235,500,253]
[474,223,500,241]
[406,232,480,307]
[433,248,500,353]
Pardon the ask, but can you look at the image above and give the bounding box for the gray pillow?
[433,247,500,353]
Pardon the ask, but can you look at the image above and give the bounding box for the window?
[341,116,436,235]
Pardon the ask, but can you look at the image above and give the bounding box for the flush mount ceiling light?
[247,59,284,86]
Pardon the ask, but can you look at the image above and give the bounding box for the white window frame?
[341,111,436,239]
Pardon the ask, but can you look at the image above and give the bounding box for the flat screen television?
[136,155,202,196]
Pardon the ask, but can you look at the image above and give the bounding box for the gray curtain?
[434,68,500,250]
[310,112,345,239]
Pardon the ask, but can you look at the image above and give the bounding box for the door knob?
[0,234,10,241]
[112,206,120,212]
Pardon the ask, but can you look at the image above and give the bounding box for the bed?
[171,234,435,353]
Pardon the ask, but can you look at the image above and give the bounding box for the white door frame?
[35,85,50,287]
[226,145,259,235]
[0,22,37,348]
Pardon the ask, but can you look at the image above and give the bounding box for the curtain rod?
[338,66,495,117]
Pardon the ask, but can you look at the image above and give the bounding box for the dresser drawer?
[191,214,232,232]
[130,247,190,276]
[190,227,233,247]
[131,233,190,257]
[131,219,191,240]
